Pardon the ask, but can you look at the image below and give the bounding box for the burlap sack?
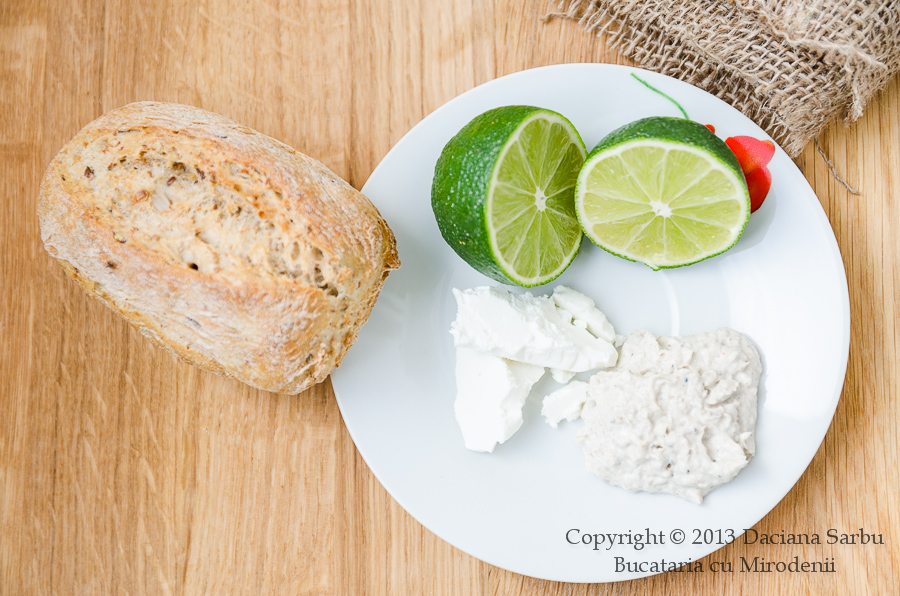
[551,0,900,157]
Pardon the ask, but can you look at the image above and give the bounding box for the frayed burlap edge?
[548,0,900,157]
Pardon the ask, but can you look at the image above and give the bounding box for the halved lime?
[575,117,750,270]
[431,106,586,287]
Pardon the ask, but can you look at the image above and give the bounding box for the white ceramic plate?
[331,64,850,583]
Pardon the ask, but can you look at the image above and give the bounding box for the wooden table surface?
[1,1,897,594]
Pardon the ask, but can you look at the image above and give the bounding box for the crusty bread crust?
[38,102,399,394]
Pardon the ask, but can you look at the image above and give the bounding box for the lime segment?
[432,106,586,286]
[575,117,750,270]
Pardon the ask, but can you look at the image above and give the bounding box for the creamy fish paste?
[577,328,762,504]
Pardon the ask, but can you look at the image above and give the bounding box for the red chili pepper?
[725,136,775,176]
[744,166,772,213]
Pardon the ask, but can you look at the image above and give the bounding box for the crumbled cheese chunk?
[450,286,618,372]
[454,347,544,453]
[549,368,577,383]
[541,380,590,428]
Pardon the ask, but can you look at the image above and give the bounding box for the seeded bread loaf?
[38,102,399,394]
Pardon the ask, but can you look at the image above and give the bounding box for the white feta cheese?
[551,285,622,345]
[450,286,618,372]
[541,380,590,428]
[454,347,545,453]
[549,368,577,383]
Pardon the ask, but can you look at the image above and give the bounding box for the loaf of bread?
[38,102,399,394]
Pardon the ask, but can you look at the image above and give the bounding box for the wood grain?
[1,0,897,594]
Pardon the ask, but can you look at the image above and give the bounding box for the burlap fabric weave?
[552,1,900,157]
